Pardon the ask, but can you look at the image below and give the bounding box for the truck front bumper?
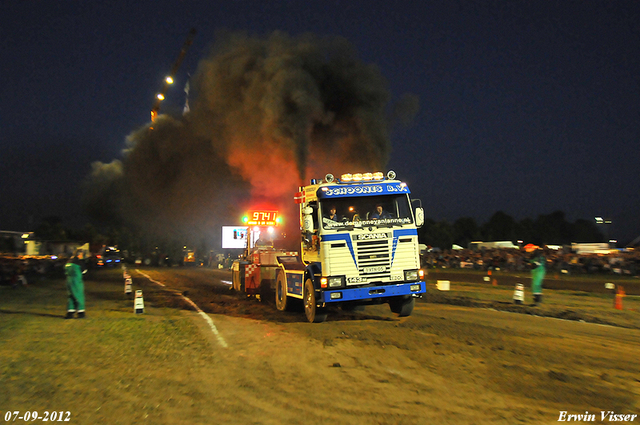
[322,281,426,303]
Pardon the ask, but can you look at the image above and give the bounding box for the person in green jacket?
[65,249,86,319]
[530,249,546,305]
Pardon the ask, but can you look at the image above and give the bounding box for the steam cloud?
[85,31,417,246]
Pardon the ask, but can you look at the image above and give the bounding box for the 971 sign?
[246,211,279,226]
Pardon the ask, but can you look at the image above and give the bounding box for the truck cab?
[277,171,427,322]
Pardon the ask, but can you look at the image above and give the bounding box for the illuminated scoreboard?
[243,210,280,226]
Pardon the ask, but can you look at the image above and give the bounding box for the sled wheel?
[232,268,241,292]
[304,278,327,323]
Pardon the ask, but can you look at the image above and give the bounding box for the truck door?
[302,201,320,262]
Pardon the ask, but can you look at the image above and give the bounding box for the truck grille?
[356,239,391,278]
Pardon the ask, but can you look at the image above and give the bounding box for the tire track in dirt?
[135,269,229,348]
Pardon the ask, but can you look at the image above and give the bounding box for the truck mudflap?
[276,256,306,297]
[322,282,426,303]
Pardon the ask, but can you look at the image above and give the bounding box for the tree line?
[419,210,604,249]
[31,216,209,260]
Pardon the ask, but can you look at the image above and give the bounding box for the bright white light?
[165,76,174,84]
[157,93,165,100]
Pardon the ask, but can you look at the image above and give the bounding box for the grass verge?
[0,269,216,424]
[424,275,640,329]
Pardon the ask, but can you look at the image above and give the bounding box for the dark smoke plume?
[85,31,409,246]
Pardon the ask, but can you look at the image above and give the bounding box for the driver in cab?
[323,205,340,224]
[370,204,392,220]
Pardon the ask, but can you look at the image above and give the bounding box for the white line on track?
[135,269,228,348]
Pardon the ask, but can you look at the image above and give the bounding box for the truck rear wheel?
[275,274,290,311]
[389,296,415,317]
[304,279,327,323]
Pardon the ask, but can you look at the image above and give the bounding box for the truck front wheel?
[304,279,327,323]
[389,296,415,317]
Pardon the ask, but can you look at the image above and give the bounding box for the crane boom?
[151,28,197,122]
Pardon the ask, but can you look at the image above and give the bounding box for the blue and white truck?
[275,171,427,322]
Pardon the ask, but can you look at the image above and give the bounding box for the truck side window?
[303,201,320,250]
[309,201,319,230]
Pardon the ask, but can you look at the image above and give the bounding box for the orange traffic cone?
[614,285,625,310]
[492,278,498,287]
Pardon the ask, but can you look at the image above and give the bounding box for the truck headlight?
[328,276,344,288]
[404,270,420,281]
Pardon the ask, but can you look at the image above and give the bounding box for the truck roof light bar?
[338,171,386,183]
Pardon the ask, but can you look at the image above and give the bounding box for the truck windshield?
[320,194,414,230]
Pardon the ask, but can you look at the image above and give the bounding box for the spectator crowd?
[421,248,640,276]
[3,247,640,288]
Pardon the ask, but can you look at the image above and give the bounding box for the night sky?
[2,1,639,243]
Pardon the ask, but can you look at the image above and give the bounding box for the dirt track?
[132,267,640,424]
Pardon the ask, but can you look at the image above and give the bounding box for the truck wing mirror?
[415,207,424,228]
[302,213,314,233]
